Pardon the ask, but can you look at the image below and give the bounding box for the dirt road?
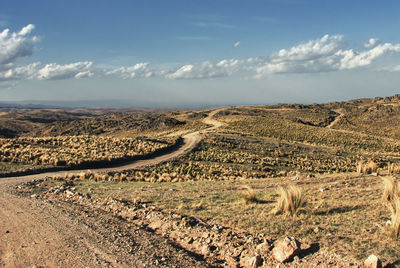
[326,109,345,129]
[0,110,222,267]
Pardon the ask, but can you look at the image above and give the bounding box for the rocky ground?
[0,176,209,268]
[9,176,384,268]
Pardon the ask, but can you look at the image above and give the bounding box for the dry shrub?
[271,185,303,216]
[388,163,400,174]
[392,198,400,238]
[381,176,400,238]
[382,176,399,204]
[192,200,205,210]
[388,162,394,174]
[365,160,378,174]
[357,160,364,175]
[242,185,257,204]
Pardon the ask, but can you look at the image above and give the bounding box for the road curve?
[0,109,223,183]
[0,109,223,267]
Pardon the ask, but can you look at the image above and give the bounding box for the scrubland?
[4,95,400,265]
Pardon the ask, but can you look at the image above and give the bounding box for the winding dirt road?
[0,110,222,268]
[326,109,345,129]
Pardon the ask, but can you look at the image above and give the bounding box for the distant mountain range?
[0,99,233,110]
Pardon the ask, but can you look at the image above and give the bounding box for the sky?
[1,0,400,108]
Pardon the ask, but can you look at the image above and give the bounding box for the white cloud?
[36,61,94,80]
[364,38,380,48]
[105,62,153,79]
[0,61,95,81]
[0,25,96,83]
[233,41,240,48]
[0,24,38,68]
[255,34,400,77]
[377,65,400,72]
[0,62,40,81]
[165,59,241,79]
[338,43,400,70]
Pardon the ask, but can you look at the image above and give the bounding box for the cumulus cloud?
[0,61,94,81]
[165,59,241,79]
[338,43,400,70]
[364,38,380,48]
[0,24,38,69]
[0,24,95,84]
[233,41,240,48]
[0,62,40,81]
[163,34,400,80]
[36,61,94,80]
[106,63,153,79]
[255,34,400,77]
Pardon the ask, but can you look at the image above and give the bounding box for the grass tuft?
[382,176,399,205]
[271,185,303,217]
[392,198,400,238]
[381,176,400,238]
[242,185,258,204]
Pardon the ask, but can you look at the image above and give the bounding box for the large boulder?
[272,236,301,263]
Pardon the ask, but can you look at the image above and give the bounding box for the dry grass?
[357,161,364,175]
[365,160,378,174]
[392,198,400,238]
[381,176,400,238]
[388,162,394,174]
[388,162,400,175]
[271,185,303,217]
[382,176,399,204]
[242,185,257,204]
[39,173,400,262]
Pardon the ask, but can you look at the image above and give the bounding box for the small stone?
[248,255,263,268]
[226,256,239,268]
[30,194,37,198]
[256,241,272,255]
[272,236,301,263]
[364,254,382,268]
[5,230,10,233]
[148,220,163,230]
[201,245,210,256]
[313,226,322,233]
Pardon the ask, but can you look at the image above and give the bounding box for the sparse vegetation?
[5,94,400,264]
[0,135,176,173]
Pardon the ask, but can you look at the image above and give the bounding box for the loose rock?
[272,236,301,263]
[364,254,382,268]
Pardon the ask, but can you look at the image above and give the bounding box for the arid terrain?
[1,95,400,267]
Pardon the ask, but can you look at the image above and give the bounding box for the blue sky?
[1,0,400,107]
